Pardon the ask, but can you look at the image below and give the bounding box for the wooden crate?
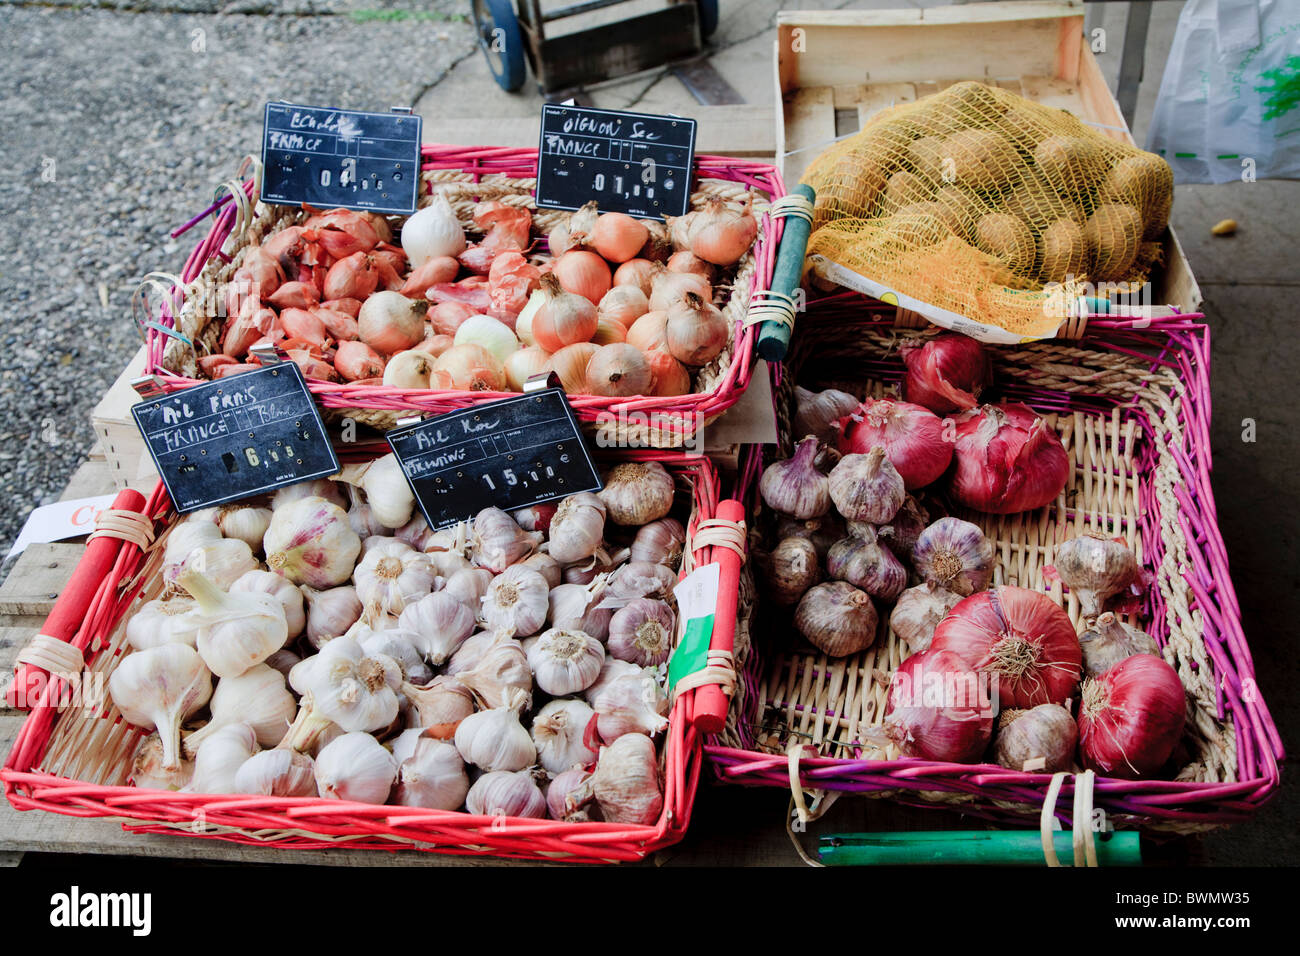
[90,347,157,493]
[774,1,1202,314]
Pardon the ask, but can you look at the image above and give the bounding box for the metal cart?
[472,0,720,94]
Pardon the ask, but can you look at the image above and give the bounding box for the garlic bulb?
[187,722,258,794]
[395,512,436,551]
[776,513,844,560]
[397,591,475,665]
[518,553,562,589]
[562,555,617,586]
[360,454,416,529]
[793,386,861,445]
[528,628,605,696]
[591,667,669,742]
[472,507,539,572]
[827,531,907,600]
[455,632,533,710]
[234,748,317,796]
[607,599,675,667]
[994,703,1078,773]
[445,629,500,677]
[391,734,469,810]
[828,448,906,524]
[109,644,212,770]
[177,568,288,679]
[532,698,599,775]
[583,657,644,704]
[283,636,402,749]
[465,770,547,819]
[264,649,301,679]
[795,581,878,657]
[546,767,595,821]
[126,595,201,651]
[217,505,272,551]
[598,461,675,526]
[876,495,929,562]
[301,584,363,648]
[763,536,820,607]
[890,582,962,652]
[1054,532,1139,618]
[630,517,686,567]
[347,485,390,539]
[547,578,613,642]
[185,663,295,752]
[913,517,994,597]
[231,569,307,639]
[163,538,257,591]
[1079,612,1160,678]
[403,675,475,737]
[760,437,830,519]
[315,732,397,804]
[454,707,537,772]
[547,493,607,563]
[354,539,437,618]
[443,567,494,610]
[574,733,662,825]
[272,479,346,512]
[162,518,222,566]
[130,732,194,791]
[607,561,677,602]
[264,496,361,588]
[360,629,432,685]
[481,566,550,637]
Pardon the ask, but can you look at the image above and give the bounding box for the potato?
[889,207,952,247]
[1038,218,1088,283]
[975,213,1036,276]
[884,170,933,212]
[908,136,948,183]
[1100,153,1174,240]
[1033,136,1105,195]
[1083,203,1142,282]
[944,129,1021,191]
[933,185,986,239]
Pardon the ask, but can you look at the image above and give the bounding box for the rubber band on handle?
[691,518,747,561]
[771,192,814,225]
[671,649,736,697]
[87,508,156,550]
[745,290,798,330]
[16,635,85,676]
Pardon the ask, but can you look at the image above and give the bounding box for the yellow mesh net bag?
[801,82,1173,340]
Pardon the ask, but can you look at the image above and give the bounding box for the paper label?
[6,495,117,559]
[668,562,720,690]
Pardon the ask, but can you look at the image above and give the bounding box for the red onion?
[930,586,1081,708]
[836,398,953,490]
[949,404,1070,514]
[900,332,992,414]
[883,648,994,762]
[1078,654,1185,779]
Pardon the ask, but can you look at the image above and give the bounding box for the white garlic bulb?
[360,454,416,529]
[630,517,686,567]
[283,636,403,750]
[109,644,212,770]
[353,538,437,618]
[315,732,397,804]
[234,747,317,797]
[360,629,432,685]
[547,578,613,643]
[607,599,675,667]
[130,732,194,791]
[519,552,562,589]
[391,733,469,810]
[481,566,550,637]
[271,479,346,512]
[890,582,962,653]
[443,567,494,611]
[162,518,222,567]
[591,668,669,742]
[583,657,644,703]
[546,767,594,822]
[177,568,288,679]
[231,569,306,639]
[264,496,361,588]
[186,722,258,794]
[184,663,296,752]
[574,733,662,825]
[300,584,364,648]
[547,493,606,563]
[531,698,599,775]
[454,707,536,772]
[126,595,201,651]
[402,675,475,737]
[598,461,675,526]
[163,538,258,591]
[527,628,605,697]
[217,504,273,551]
[397,591,475,665]
[394,512,436,551]
[472,507,539,572]
[465,770,547,819]
[607,561,677,602]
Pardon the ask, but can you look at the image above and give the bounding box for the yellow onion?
[646,348,690,396]
[590,212,649,263]
[554,250,612,306]
[613,258,657,296]
[626,310,669,353]
[586,343,652,397]
[433,344,506,391]
[547,343,600,393]
[664,292,728,366]
[597,285,649,330]
[534,274,597,352]
[504,346,551,392]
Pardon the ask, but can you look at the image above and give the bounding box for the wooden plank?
[855,82,916,128]
[0,544,83,618]
[1020,74,1087,114]
[92,346,159,493]
[58,456,119,503]
[781,87,835,186]
[1074,35,1132,143]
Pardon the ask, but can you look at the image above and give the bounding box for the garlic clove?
[994,703,1077,773]
[591,667,669,743]
[826,532,907,601]
[454,631,533,711]
[598,461,675,526]
[472,507,540,572]
[546,767,596,822]
[109,644,213,771]
[629,517,687,567]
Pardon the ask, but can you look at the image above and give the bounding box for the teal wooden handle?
[818,831,1142,867]
[756,184,815,363]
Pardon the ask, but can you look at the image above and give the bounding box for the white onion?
[401,193,466,266]
[454,314,520,365]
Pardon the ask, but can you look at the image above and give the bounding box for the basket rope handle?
[684,506,746,734]
[1040,770,1098,867]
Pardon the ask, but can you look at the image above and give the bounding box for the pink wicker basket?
[140,146,788,446]
[3,449,730,863]
[705,292,1282,833]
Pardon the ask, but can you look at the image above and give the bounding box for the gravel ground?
[0,0,479,555]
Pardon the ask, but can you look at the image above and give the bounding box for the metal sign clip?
[250,343,290,365]
[523,371,562,394]
[130,375,167,399]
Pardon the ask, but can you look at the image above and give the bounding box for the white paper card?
[6,495,117,559]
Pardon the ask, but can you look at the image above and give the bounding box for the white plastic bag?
[1146,0,1300,184]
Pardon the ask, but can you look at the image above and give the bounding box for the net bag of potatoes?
[801,82,1173,342]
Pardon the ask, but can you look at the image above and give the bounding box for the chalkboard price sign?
[386,389,603,530]
[131,364,340,513]
[260,102,422,216]
[535,105,697,220]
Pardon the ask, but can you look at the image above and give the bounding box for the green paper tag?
[669,614,715,691]
[667,562,721,691]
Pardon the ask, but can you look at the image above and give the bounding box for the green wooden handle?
[756,184,815,363]
[818,831,1142,867]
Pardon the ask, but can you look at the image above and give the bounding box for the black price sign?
[260,102,422,215]
[386,389,603,530]
[132,364,340,513]
[536,104,697,220]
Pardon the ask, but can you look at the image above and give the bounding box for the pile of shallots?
[115,458,692,826]
[205,192,758,401]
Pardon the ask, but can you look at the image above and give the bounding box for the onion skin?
[664,292,728,367]
[613,258,657,296]
[884,648,994,763]
[400,256,460,297]
[504,347,551,392]
[949,404,1070,514]
[358,291,426,355]
[626,311,669,353]
[900,333,992,415]
[645,348,691,396]
[1078,654,1185,779]
[836,398,954,490]
[930,586,1081,708]
[534,274,598,352]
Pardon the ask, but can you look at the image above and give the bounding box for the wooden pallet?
[774,1,1202,315]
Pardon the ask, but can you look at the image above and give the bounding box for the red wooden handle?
[693,499,746,735]
[6,488,147,710]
